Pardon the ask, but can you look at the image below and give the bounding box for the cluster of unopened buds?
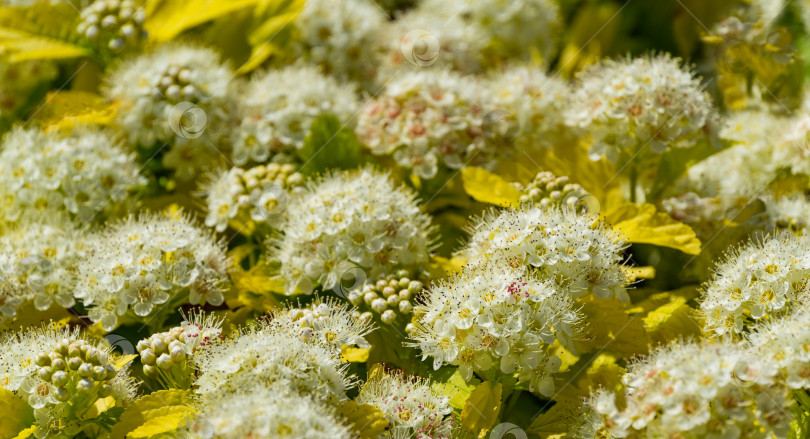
[515,172,588,209]
[77,0,145,52]
[346,270,423,327]
[35,338,118,404]
[204,162,305,233]
[137,321,222,389]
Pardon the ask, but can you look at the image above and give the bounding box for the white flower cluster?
[762,194,810,231]
[137,310,224,389]
[355,70,498,180]
[77,0,146,53]
[459,205,629,301]
[269,167,433,295]
[0,215,84,323]
[745,307,810,391]
[75,212,230,331]
[191,384,351,439]
[700,232,810,336]
[575,340,792,439]
[409,261,583,395]
[420,0,562,64]
[289,0,387,88]
[232,65,359,165]
[566,54,715,163]
[194,311,355,402]
[0,326,138,439]
[104,44,235,180]
[356,370,454,439]
[489,66,573,149]
[201,163,304,233]
[0,127,142,223]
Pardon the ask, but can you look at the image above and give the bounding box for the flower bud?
[38,367,54,381]
[157,353,173,370]
[51,358,66,371]
[99,382,113,397]
[399,300,412,314]
[371,298,387,313]
[78,363,94,378]
[93,366,107,381]
[35,353,51,367]
[143,364,158,378]
[141,349,157,366]
[54,387,69,402]
[68,357,83,371]
[170,347,185,362]
[77,379,94,393]
[381,310,396,324]
[52,371,68,388]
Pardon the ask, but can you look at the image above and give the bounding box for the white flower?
[566,54,715,163]
[200,163,304,233]
[103,44,236,180]
[700,231,810,336]
[75,212,229,331]
[0,127,142,224]
[287,0,386,89]
[355,70,500,179]
[232,65,359,165]
[269,167,434,294]
[458,204,628,300]
[408,260,583,395]
[576,340,791,438]
[356,370,453,439]
[282,296,374,350]
[192,384,351,439]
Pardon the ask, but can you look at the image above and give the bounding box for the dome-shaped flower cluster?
[566,54,715,163]
[356,370,454,439]
[409,261,583,395]
[104,44,235,180]
[201,163,304,233]
[283,296,374,351]
[0,215,84,320]
[459,204,628,300]
[288,0,387,88]
[574,340,792,438]
[744,307,810,391]
[191,384,351,439]
[355,70,499,180]
[232,65,359,165]
[0,127,142,223]
[75,212,230,331]
[488,66,572,149]
[269,167,434,295]
[194,314,354,402]
[700,232,810,336]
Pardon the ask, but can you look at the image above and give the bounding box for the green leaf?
[605,203,702,255]
[460,166,521,208]
[144,0,260,42]
[297,114,365,176]
[460,381,502,433]
[0,388,34,438]
[0,3,90,62]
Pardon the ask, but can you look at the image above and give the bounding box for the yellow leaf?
[640,292,702,346]
[144,0,260,42]
[526,397,579,437]
[230,261,285,295]
[238,0,307,74]
[338,401,389,439]
[431,370,479,410]
[113,354,137,371]
[341,345,370,363]
[0,3,90,62]
[6,300,78,332]
[574,296,650,356]
[81,396,116,420]
[128,406,197,438]
[109,389,194,439]
[623,265,656,282]
[549,340,579,372]
[460,381,502,433]
[31,91,118,132]
[460,166,521,208]
[429,255,467,278]
[0,388,34,438]
[11,426,35,439]
[605,203,702,255]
